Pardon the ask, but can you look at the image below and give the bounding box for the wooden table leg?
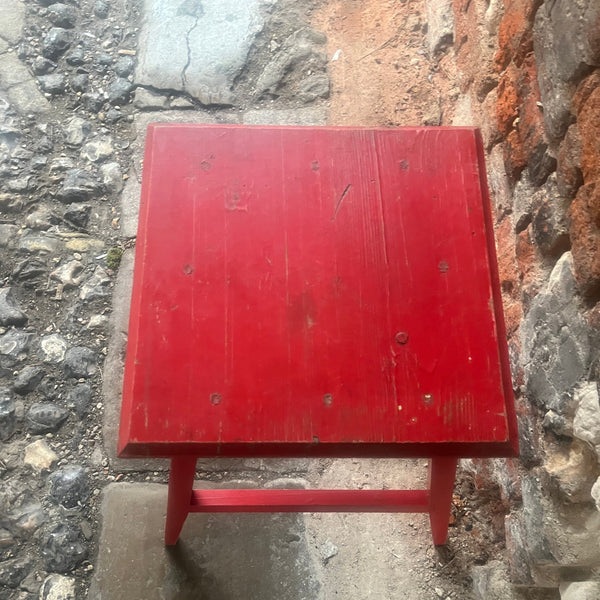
[165,456,197,545]
[428,456,458,546]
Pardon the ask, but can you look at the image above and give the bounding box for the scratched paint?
[118,125,518,460]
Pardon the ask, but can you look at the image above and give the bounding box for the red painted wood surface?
[188,489,430,512]
[119,125,518,459]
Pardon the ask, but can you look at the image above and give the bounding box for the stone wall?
[431,0,600,596]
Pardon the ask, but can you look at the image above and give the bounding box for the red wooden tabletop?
[118,125,518,459]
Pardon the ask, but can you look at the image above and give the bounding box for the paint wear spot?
[438,260,449,273]
[323,394,333,406]
[183,264,194,275]
[210,393,222,405]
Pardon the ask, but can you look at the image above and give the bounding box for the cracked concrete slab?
[0,0,25,46]
[89,482,319,600]
[135,0,265,105]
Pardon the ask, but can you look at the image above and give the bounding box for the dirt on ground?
[312,0,461,128]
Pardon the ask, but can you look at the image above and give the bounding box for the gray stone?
[40,574,76,600]
[100,162,123,194]
[81,135,114,162]
[533,8,575,142]
[133,87,169,109]
[82,91,105,112]
[96,51,114,67]
[545,438,599,502]
[41,523,88,573]
[50,260,85,289]
[255,28,327,98]
[573,382,600,446]
[7,79,51,114]
[538,0,600,84]
[64,117,91,147]
[0,223,18,247]
[80,266,111,300]
[0,0,26,46]
[10,501,47,536]
[33,56,56,75]
[520,252,590,414]
[24,439,58,471]
[69,73,88,93]
[0,287,27,326]
[38,73,66,95]
[26,206,56,230]
[50,466,89,508]
[135,0,264,105]
[26,402,69,433]
[48,3,78,29]
[11,257,47,286]
[0,329,33,359]
[67,383,92,417]
[64,346,97,378]
[0,556,34,588]
[7,174,32,193]
[0,55,31,89]
[297,73,329,103]
[63,203,91,228]
[107,77,133,105]
[512,173,535,233]
[114,55,135,78]
[18,232,60,254]
[94,0,110,19]
[42,27,74,60]
[58,168,103,202]
[65,48,85,66]
[471,560,516,600]
[531,174,570,256]
[521,476,555,563]
[41,334,67,363]
[13,365,44,394]
[426,0,454,55]
[560,581,600,600]
[0,387,16,441]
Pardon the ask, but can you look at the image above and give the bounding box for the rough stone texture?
[40,574,77,600]
[494,0,539,71]
[538,0,600,85]
[41,523,88,573]
[24,439,58,471]
[520,253,590,414]
[592,476,600,511]
[50,466,89,508]
[573,71,600,184]
[0,0,25,46]
[573,382,600,446]
[557,124,584,199]
[254,28,327,99]
[426,0,454,55]
[26,402,68,434]
[569,182,600,297]
[0,387,16,441]
[560,581,600,600]
[530,174,570,257]
[545,439,599,502]
[471,560,519,600]
[135,0,265,105]
[533,7,576,142]
[0,287,27,326]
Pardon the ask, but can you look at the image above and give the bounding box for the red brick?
[503,130,527,181]
[496,63,520,136]
[494,0,542,72]
[570,182,600,298]
[573,71,600,184]
[496,218,523,335]
[557,124,583,199]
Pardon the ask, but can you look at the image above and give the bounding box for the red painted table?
[118,125,518,546]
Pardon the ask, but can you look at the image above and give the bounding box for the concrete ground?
[92,1,472,599]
